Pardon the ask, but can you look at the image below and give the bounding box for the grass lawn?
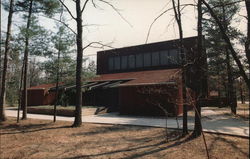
[0,118,249,159]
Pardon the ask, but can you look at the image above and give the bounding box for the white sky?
[1,0,247,65]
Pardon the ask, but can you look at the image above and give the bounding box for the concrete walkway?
[5,107,249,137]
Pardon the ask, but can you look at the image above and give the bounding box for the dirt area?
[0,118,249,159]
[207,103,249,120]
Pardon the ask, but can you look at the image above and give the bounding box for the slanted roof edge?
[119,81,177,87]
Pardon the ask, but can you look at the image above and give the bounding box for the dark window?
[152,52,160,66]
[121,56,128,70]
[160,50,169,65]
[114,56,120,70]
[143,53,151,67]
[108,57,114,71]
[136,54,143,68]
[180,48,187,63]
[169,49,178,64]
[128,55,135,69]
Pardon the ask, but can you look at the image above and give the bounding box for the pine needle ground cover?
[0,118,249,159]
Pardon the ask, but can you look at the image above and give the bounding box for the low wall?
[27,107,74,117]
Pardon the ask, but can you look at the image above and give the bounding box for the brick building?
[81,36,206,116]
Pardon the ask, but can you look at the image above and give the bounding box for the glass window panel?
[152,52,160,66]
[160,50,168,65]
[128,55,135,69]
[121,56,128,70]
[143,53,151,67]
[180,48,187,63]
[108,57,114,71]
[169,49,179,64]
[136,54,143,68]
[114,56,120,70]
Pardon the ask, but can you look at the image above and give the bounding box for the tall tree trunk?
[245,0,250,65]
[72,0,83,127]
[171,0,188,135]
[17,60,25,123]
[193,0,203,137]
[22,0,33,120]
[239,77,245,104]
[202,0,250,90]
[0,0,14,121]
[226,49,237,114]
[245,0,250,109]
[53,4,64,123]
[53,34,61,122]
[0,0,1,108]
[221,3,237,114]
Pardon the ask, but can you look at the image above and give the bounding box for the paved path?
[5,107,249,137]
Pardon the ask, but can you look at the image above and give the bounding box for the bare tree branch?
[82,23,101,28]
[145,8,174,44]
[81,0,89,13]
[40,14,77,35]
[58,0,76,20]
[237,13,248,20]
[98,0,133,28]
[202,0,244,14]
[83,41,115,51]
[145,3,196,43]
[186,90,210,159]
[91,0,97,8]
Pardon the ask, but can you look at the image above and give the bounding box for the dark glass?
[108,57,114,71]
[114,56,121,70]
[160,50,168,65]
[128,55,135,69]
[121,56,128,69]
[143,53,151,67]
[152,52,160,66]
[136,54,143,68]
[169,49,178,64]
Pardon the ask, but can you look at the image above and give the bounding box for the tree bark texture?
[0,0,14,121]
[0,0,2,91]
[72,0,83,127]
[193,0,203,137]
[221,4,237,114]
[53,33,61,122]
[22,0,33,120]
[226,49,237,114]
[245,0,250,65]
[171,0,188,135]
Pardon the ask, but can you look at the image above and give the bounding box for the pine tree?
[0,0,15,121]
[203,0,242,114]
[14,0,60,119]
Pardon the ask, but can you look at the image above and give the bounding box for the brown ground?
[207,103,249,120]
[0,118,249,159]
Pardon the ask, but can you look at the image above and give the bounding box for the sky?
[1,0,247,66]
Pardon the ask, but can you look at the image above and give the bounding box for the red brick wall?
[27,89,56,106]
[27,89,45,106]
[119,84,183,116]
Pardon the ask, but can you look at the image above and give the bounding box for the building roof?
[28,83,64,90]
[91,68,182,86]
[48,69,182,92]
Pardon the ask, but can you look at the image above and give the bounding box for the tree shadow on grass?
[63,132,193,159]
[0,122,71,135]
[208,134,249,157]
[72,124,149,136]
